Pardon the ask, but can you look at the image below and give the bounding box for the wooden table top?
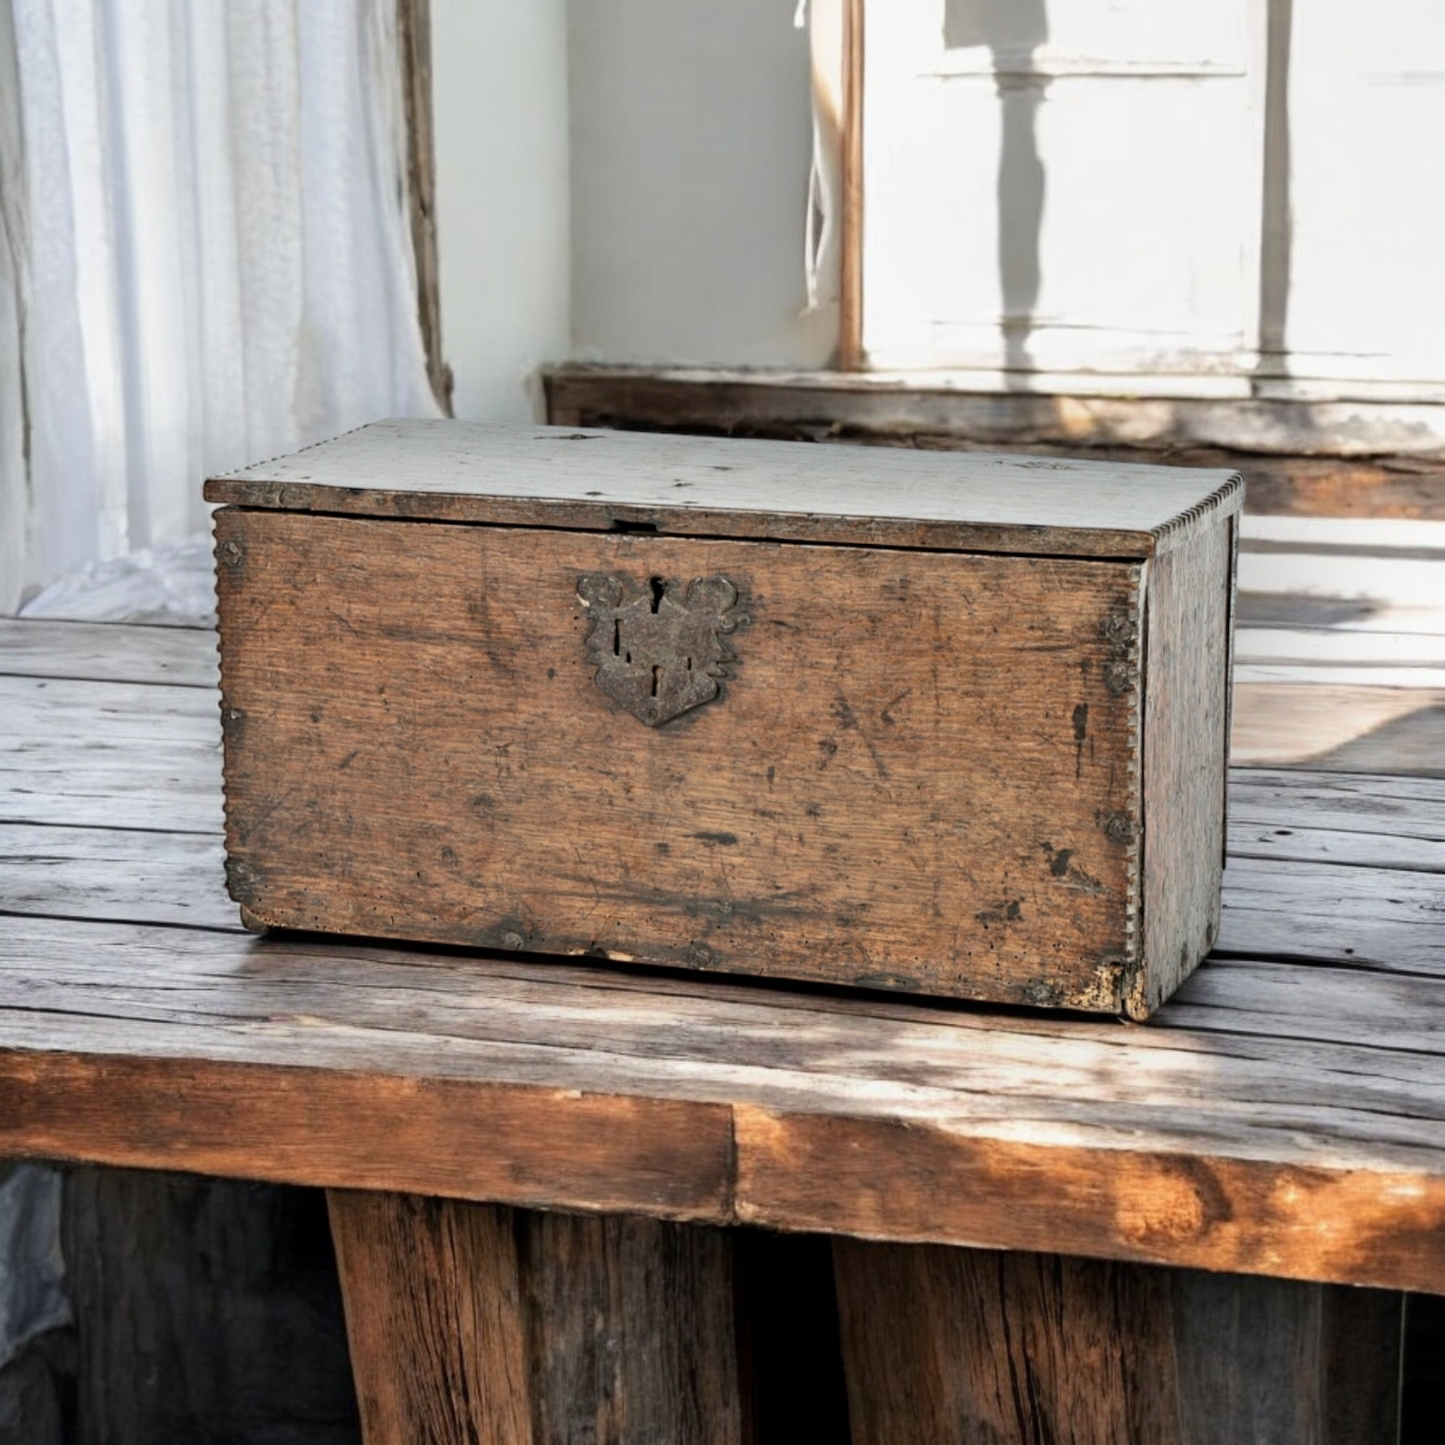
[2,616,1442,1293]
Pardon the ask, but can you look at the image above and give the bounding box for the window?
[858,0,1445,402]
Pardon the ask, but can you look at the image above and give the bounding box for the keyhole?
[612,619,620,656]
[649,577,666,613]
[651,664,661,697]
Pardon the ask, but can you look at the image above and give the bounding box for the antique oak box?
[206,420,1241,1019]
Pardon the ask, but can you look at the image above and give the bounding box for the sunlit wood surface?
[1,611,1441,1296]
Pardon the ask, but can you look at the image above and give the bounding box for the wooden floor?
[1,614,1443,1298]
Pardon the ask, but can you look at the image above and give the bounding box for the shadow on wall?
[940,0,1301,398]
[944,0,1048,380]
[1256,0,1293,393]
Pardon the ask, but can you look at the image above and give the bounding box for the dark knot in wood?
[578,571,742,726]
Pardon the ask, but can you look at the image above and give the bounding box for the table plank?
[0,826,238,931]
[3,915,1445,1290]
[1229,768,1445,838]
[4,916,1442,1122]
[0,618,218,688]
[0,676,222,833]
[1218,855,1444,974]
[6,800,1438,984]
[1162,958,1445,1057]
[4,620,1445,1295]
[1227,769,1445,874]
[1228,823,1445,873]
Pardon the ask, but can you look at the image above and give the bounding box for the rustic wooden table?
[2,614,1442,1444]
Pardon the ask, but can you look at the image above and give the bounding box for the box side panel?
[215,510,1144,1010]
[1129,516,1234,1018]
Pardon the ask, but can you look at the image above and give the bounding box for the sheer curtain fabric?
[2,0,439,611]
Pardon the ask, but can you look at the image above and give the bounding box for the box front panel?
[216,511,1143,1008]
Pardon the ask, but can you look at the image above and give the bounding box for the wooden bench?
[2,615,1442,1443]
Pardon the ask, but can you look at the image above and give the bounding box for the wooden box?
[207,420,1241,1019]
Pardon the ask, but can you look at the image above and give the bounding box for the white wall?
[1284,1,1445,387]
[865,0,1265,379]
[862,0,1445,408]
[433,0,1445,419]
[431,0,570,421]
[567,0,832,368]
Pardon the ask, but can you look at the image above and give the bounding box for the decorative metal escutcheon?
[577,572,742,726]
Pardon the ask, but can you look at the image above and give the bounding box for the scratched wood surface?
[203,418,1242,560]
[0,673,222,833]
[0,618,219,687]
[832,1240,1403,1445]
[541,365,1445,522]
[2,614,1442,1442]
[329,1195,744,1445]
[215,509,1154,1011]
[3,618,1445,1293]
[1134,503,1232,1015]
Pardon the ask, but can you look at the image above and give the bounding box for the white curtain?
[1,0,440,613]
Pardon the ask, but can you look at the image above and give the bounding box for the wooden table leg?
[328,1191,745,1445]
[832,1240,1403,1445]
[63,1168,359,1445]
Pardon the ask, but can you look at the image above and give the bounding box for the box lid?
[204,419,1243,559]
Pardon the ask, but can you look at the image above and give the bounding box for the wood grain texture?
[5,623,1445,1296]
[1173,1271,1403,1445]
[0,1045,734,1223]
[1131,512,1232,1016]
[4,913,1445,1290]
[328,1195,743,1445]
[832,1240,1402,1445]
[834,1241,1177,1445]
[329,1192,532,1445]
[397,0,451,416]
[1157,956,1445,1055]
[216,509,1150,1011]
[5,914,1443,1151]
[0,617,218,688]
[0,674,221,833]
[1228,768,1445,872]
[520,1209,742,1445]
[1217,855,1444,973]
[203,419,1242,560]
[1238,769,1445,825]
[838,0,864,371]
[735,1108,1445,1293]
[0,824,235,930]
[541,366,1445,520]
[7,620,1440,1440]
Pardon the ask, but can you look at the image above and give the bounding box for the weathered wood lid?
[205,419,1243,559]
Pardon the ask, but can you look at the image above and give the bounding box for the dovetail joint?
[1119,565,1145,976]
